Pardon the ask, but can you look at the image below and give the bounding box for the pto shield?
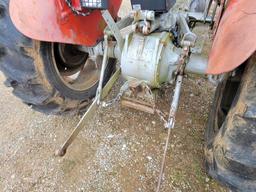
[9,0,121,46]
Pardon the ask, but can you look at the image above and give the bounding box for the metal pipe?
[96,35,109,104]
[185,54,208,75]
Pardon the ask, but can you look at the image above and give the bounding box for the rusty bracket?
[120,80,156,114]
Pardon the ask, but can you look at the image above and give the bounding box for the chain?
[101,80,157,108]
[65,0,92,16]
[155,109,168,124]
[101,81,130,108]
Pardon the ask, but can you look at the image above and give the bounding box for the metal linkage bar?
[55,67,121,157]
[96,35,109,105]
[55,10,125,157]
[101,10,125,51]
[55,98,98,157]
[55,35,110,157]
[55,35,120,157]
[156,46,190,192]
[156,75,183,192]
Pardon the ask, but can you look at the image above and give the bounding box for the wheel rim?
[52,43,102,91]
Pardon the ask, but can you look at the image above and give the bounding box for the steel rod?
[156,75,183,192]
[97,35,109,104]
[55,68,121,157]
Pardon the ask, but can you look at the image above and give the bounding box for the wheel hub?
[53,43,101,91]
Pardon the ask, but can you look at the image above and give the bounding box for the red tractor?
[0,0,256,191]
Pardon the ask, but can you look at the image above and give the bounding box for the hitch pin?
[156,74,183,192]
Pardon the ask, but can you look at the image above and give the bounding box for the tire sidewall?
[40,42,115,100]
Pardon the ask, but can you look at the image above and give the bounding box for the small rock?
[122,144,127,150]
[107,134,114,139]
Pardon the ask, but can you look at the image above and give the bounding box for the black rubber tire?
[205,54,256,192]
[0,0,115,115]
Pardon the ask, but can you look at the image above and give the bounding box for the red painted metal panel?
[207,0,256,74]
[9,0,122,46]
[73,0,82,10]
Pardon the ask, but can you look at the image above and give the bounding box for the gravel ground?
[0,0,228,192]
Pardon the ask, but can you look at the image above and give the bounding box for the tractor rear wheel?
[0,0,115,115]
[205,54,256,191]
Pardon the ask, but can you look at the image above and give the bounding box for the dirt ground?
[0,0,228,192]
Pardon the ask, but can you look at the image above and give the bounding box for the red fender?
[9,0,122,46]
[207,0,256,74]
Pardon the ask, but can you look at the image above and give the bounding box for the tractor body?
[1,0,256,191]
[9,0,256,75]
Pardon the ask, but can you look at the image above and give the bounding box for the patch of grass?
[170,169,192,190]
[171,170,185,183]
[192,161,205,184]
[179,158,205,184]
